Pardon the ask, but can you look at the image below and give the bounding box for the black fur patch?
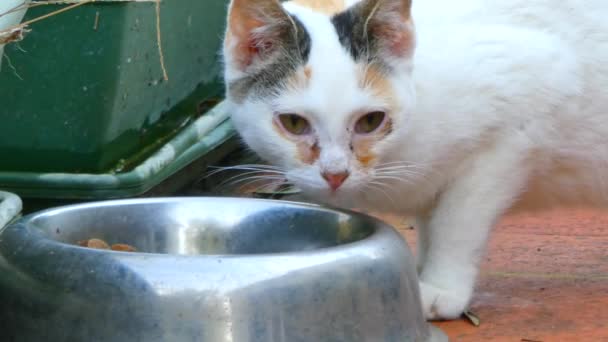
[331,4,381,63]
[228,15,311,102]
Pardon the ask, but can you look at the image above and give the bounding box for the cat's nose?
[322,171,350,191]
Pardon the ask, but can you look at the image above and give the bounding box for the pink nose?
[322,172,349,191]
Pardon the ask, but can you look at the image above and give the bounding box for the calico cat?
[222,0,608,320]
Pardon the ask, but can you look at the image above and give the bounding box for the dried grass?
[0,0,167,80]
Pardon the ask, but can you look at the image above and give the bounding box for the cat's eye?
[355,111,386,134]
[277,114,311,135]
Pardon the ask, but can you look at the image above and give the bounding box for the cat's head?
[223,0,416,204]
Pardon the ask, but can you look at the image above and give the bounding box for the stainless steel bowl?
[0,197,446,342]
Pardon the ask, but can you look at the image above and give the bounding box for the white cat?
[222,0,608,320]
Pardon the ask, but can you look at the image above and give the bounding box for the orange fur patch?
[353,139,376,167]
[272,120,320,165]
[351,64,396,167]
[285,66,312,90]
[304,65,312,81]
[359,65,394,102]
[297,142,321,165]
[289,0,345,15]
[351,115,394,168]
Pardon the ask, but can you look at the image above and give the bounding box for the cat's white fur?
[225,0,608,319]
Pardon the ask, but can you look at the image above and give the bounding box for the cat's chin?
[296,188,363,210]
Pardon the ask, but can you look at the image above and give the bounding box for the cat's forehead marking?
[289,0,346,16]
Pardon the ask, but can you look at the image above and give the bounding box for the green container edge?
[0,102,236,200]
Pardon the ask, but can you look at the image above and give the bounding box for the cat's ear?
[359,0,415,58]
[225,0,293,70]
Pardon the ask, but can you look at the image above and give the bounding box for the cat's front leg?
[418,146,529,320]
[414,214,432,274]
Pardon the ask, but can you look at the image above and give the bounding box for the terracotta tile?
[482,233,608,275]
[368,209,608,341]
[437,277,608,341]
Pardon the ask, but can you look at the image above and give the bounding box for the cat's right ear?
[225,0,292,71]
[358,0,415,58]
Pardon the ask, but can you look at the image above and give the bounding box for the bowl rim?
[2,196,401,258]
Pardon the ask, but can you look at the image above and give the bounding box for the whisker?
[376,169,427,177]
[373,175,415,184]
[375,175,424,183]
[375,159,439,167]
[375,171,435,187]
[367,181,398,207]
[374,160,443,180]
[204,164,285,178]
[224,175,286,188]
[224,163,285,171]
[208,165,284,173]
[375,168,435,178]
[375,163,434,172]
[232,178,287,195]
[288,175,324,191]
[375,160,427,166]
[375,168,428,178]
[374,165,429,172]
[218,170,285,187]
[250,180,285,196]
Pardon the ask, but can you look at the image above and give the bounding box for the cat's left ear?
[359,0,415,58]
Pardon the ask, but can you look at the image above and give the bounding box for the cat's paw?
[419,281,471,320]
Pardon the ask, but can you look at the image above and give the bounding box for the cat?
[222,0,608,320]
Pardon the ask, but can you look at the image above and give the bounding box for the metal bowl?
[0,197,446,342]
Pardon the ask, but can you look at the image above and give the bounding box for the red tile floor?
[374,209,608,341]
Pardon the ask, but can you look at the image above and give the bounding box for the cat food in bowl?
[76,238,138,252]
[0,197,447,342]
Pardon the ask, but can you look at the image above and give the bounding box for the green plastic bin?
[1,1,228,173]
[0,1,237,199]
